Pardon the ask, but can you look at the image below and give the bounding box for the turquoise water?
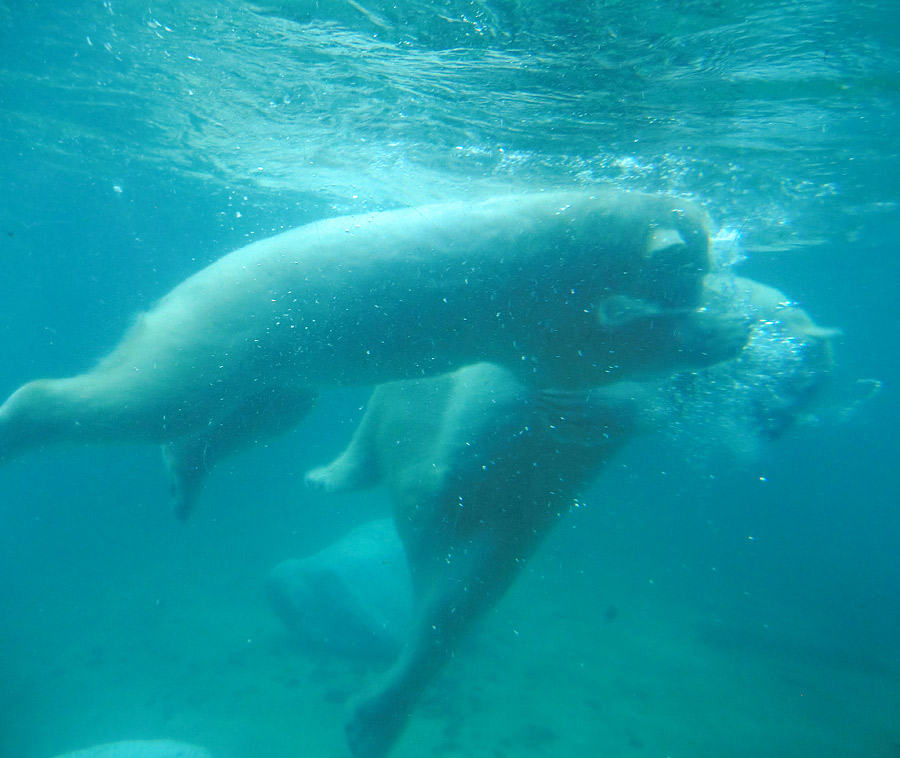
[1,1,898,756]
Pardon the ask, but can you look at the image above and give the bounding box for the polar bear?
[305,363,649,758]
[0,190,745,504]
[300,274,839,758]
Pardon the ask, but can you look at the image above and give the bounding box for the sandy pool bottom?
[3,552,898,758]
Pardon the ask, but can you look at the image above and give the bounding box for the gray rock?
[267,519,413,659]
[51,740,211,758]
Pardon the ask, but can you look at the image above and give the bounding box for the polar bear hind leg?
[164,387,318,520]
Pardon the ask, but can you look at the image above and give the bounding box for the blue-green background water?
[1,1,898,756]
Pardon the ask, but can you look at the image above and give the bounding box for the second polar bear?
[301,274,839,758]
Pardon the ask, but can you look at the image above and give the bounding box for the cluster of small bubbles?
[656,306,823,467]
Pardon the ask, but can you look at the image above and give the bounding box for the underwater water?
[1,0,898,756]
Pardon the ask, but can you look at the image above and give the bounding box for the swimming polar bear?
[0,190,745,500]
[305,363,649,758]
[301,274,839,758]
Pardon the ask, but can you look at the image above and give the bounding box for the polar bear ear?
[645,227,686,259]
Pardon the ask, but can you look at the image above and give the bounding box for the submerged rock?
[51,740,211,758]
[267,519,413,659]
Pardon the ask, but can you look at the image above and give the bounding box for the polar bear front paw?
[304,464,345,492]
[304,451,374,493]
